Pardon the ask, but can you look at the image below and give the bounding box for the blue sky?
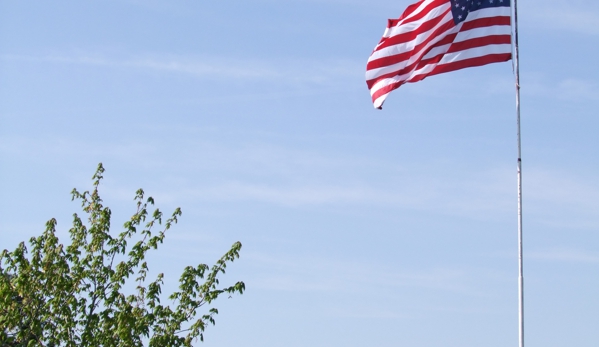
[1,0,598,346]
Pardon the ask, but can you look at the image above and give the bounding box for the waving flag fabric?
[366,0,512,109]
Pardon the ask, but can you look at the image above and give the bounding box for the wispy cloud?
[0,135,155,166]
[529,6,599,36]
[557,79,599,101]
[0,53,362,86]
[515,167,599,229]
[3,128,599,228]
[6,133,599,226]
[398,67,514,99]
[526,169,599,216]
[525,74,599,102]
[244,252,487,296]
[189,182,401,206]
[148,165,515,219]
[528,249,599,264]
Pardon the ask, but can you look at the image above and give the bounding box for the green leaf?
[0,164,244,347]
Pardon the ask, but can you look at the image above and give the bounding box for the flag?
[366,0,512,109]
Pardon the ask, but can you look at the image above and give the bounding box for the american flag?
[366,0,512,109]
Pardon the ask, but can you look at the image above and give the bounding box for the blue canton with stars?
[450,0,510,25]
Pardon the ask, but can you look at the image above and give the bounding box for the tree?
[0,164,245,347]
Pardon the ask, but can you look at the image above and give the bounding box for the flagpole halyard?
[512,0,524,346]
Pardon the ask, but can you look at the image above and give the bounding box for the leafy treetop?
[0,163,245,347]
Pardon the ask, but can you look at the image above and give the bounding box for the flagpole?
[512,0,524,346]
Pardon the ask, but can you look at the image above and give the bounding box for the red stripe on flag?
[376,8,451,51]
[447,35,512,54]
[366,0,513,108]
[428,53,512,76]
[371,80,406,104]
[367,19,454,71]
[371,52,512,103]
[387,0,448,28]
[461,16,511,31]
[366,28,458,89]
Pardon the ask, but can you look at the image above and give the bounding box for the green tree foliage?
[0,164,245,347]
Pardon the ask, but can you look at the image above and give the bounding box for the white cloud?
[528,249,599,263]
[191,182,399,206]
[529,6,599,36]
[245,252,486,296]
[398,68,515,99]
[525,74,599,102]
[0,135,155,166]
[0,53,362,86]
[3,132,598,228]
[526,169,599,213]
[517,168,599,229]
[558,79,599,101]
[149,165,515,219]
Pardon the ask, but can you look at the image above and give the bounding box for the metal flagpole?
[512,0,524,346]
